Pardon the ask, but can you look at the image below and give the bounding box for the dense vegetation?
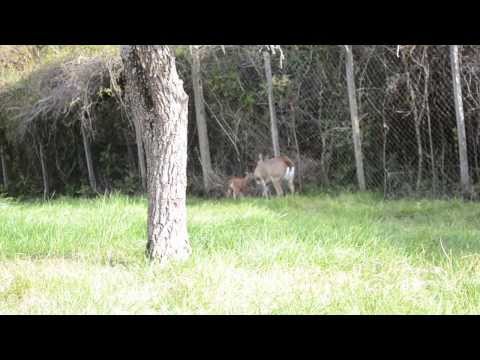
[1,45,480,199]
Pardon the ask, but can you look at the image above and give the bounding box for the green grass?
[1,191,480,314]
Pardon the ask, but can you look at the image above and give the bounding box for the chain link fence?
[1,45,478,198]
[176,45,480,198]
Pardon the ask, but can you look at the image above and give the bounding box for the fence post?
[450,45,472,198]
[344,45,366,191]
[263,50,280,157]
[191,45,214,193]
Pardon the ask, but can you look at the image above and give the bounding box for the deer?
[253,154,295,198]
[226,172,254,200]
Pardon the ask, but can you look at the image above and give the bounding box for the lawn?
[1,191,480,314]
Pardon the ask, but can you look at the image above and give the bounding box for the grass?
[1,191,480,314]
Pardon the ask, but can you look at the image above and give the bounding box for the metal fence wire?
[176,45,480,198]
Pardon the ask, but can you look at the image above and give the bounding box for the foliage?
[1,45,480,198]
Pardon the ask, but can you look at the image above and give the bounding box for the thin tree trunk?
[319,134,330,186]
[344,45,366,191]
[191,45,214,193]
[421,57,437,195]
[290,111,303,192]
[426,96,436,195]
[406,71,424,192]
[80,121,97,193]
[440,121,447,194]
[0,144,8,190]
[37,139,49,201]
[383,118,389,198]
[263,50,280,157]
[475,123,480,182]
[121,45,191,263]
[450,45,472,198]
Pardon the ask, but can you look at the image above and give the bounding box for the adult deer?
[253,154,295,198]
[226,172,253,200]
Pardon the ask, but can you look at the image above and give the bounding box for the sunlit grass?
[1,192,480,314]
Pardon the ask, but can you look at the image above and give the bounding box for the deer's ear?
[258,154,263,161]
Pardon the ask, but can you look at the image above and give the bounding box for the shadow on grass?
[3,190,480,268]
[206,190,480,265]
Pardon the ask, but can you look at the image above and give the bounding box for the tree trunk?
[80,120,97,193]
[133,118,147,191]
[122,127,137,176]
[263,51,280,157]
[405,70,424,192]
[191,45,214,193]
[450,45,472,198]
[440,121,447,194]
[121,45,191,263]
[383,116,389,198]
[0,144,8,190]
[475,123,480,182]
[414,116,423,192]
[426,94,437,195]
[289,110,303,192]
[344,45,366,191]
[37,139,49,201]
[319,135,330,186]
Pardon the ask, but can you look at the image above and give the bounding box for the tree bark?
[122,127,137,176]
[263,50,280,157]
[345,45,366,191]
[37,139,49,201]
[289,109,303,192]
[191,45,214,193]
[80,120,97,193]
[319,134,331,186]
[406,71,424,192]
[475,123,480,182]
[133,117,147,191]
[0,144,8,190]
[383,118,389,198]
[121,45,191,263]
[425,87,437,195]
[450,45,472,198]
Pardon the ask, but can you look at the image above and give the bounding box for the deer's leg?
[288,178,295,194]
[272,178,284,197]
[260,179,269,199]
[263,186,269,199]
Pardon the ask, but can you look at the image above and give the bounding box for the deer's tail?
[281,156,295,181]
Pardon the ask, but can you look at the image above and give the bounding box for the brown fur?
[279,156,294,168]
[254,155,295,198]
[226,173,253,199]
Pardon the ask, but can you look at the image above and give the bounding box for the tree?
[191,45,214,193]
[344,45,366,191]
[263,50,280,157]
[450,45,472,198]
[0,143,7,190]
[33,125,50,201]
[80,112,97,193]
[121,45,191,263]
